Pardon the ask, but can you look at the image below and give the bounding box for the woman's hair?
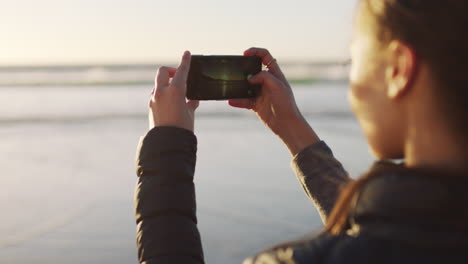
[326,0,468,235]
[370,0,468,134]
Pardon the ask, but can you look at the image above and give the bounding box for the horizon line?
[0,59,349,69]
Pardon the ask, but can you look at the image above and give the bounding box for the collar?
[348,161,468,247]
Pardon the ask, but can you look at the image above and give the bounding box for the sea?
[0,65,374,264]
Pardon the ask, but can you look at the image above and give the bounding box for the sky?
[0,0,357,65]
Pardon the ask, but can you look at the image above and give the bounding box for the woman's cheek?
[348,61,379,144]
[349,59,360,85]
[348,63,370,116]
[348,82,369,128]
[348,87,358,118]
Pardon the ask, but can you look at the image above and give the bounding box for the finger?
[244,47,274,65]
[187,100,200,112]
[172,51,191,92]
[228,99,256,110]
[244,47,287,83]
[156,67,177,87]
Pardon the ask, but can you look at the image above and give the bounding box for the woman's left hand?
[149,51,199,132]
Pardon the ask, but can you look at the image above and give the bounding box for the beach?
[0,83,374,264]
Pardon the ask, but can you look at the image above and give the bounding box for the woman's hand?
[149,51,199,132]
[229,47,320,156]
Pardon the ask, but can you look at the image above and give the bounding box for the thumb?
[249,71,281,87]
[172,51,192,92]
[228,99,256,110]
[187,100,200,113]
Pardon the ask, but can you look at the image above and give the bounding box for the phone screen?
[187,56,262,100]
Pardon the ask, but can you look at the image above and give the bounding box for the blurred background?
[0,0,374,263]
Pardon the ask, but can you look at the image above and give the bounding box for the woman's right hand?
[229,47,320,156]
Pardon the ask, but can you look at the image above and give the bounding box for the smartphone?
[187,55,262,100]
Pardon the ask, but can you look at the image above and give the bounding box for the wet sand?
[0,115,373,264]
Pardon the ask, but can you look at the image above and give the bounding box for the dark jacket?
[135,127,468,264]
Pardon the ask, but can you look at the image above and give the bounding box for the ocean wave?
[0,111,353,125]
[0,62,349,87]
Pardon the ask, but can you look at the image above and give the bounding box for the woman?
[134,0,468,263]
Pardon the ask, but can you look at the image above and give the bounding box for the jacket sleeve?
[291,141,352,223]
[134,126,204,264]
[243,233,343,264]
[242,142,351,264]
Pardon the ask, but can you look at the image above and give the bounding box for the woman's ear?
[385,40,418,99]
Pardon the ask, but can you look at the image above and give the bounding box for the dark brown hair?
[326,0,468,235]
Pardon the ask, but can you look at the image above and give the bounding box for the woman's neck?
[404,118,466,173]
[401,78,467,173]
